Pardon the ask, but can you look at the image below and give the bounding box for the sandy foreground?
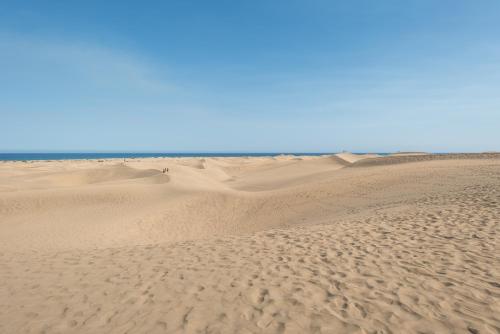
[0,153,499,334]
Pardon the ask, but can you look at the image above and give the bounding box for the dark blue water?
[0,152,337,161]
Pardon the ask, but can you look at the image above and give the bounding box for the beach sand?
[0,153,499,333]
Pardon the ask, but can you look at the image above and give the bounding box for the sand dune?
[351,152,500,167]
[226,156,348,191]
[1,153,499,333]
[335,152,380,163]
[33,164,168,187]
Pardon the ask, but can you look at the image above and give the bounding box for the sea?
[0,152,338,161]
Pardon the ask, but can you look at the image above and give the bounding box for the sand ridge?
[0,153,499,333]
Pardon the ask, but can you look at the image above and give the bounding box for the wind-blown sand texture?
[0,153,499,333]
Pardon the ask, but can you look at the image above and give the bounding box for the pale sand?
[0,153,499,333]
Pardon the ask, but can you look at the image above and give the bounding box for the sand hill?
[0,153,499,333]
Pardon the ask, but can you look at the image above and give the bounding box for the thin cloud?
[0,33,174,94]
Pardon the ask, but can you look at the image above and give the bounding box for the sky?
[1,0,499,153]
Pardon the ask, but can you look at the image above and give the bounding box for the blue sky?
[1,0,499,152]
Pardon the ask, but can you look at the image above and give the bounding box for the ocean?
[0,152,335,161]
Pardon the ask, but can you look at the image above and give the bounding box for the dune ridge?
[351,152,500,167]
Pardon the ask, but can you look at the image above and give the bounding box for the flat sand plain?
[0,153,499,333]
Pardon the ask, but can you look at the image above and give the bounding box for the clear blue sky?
[1,0,499,152]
